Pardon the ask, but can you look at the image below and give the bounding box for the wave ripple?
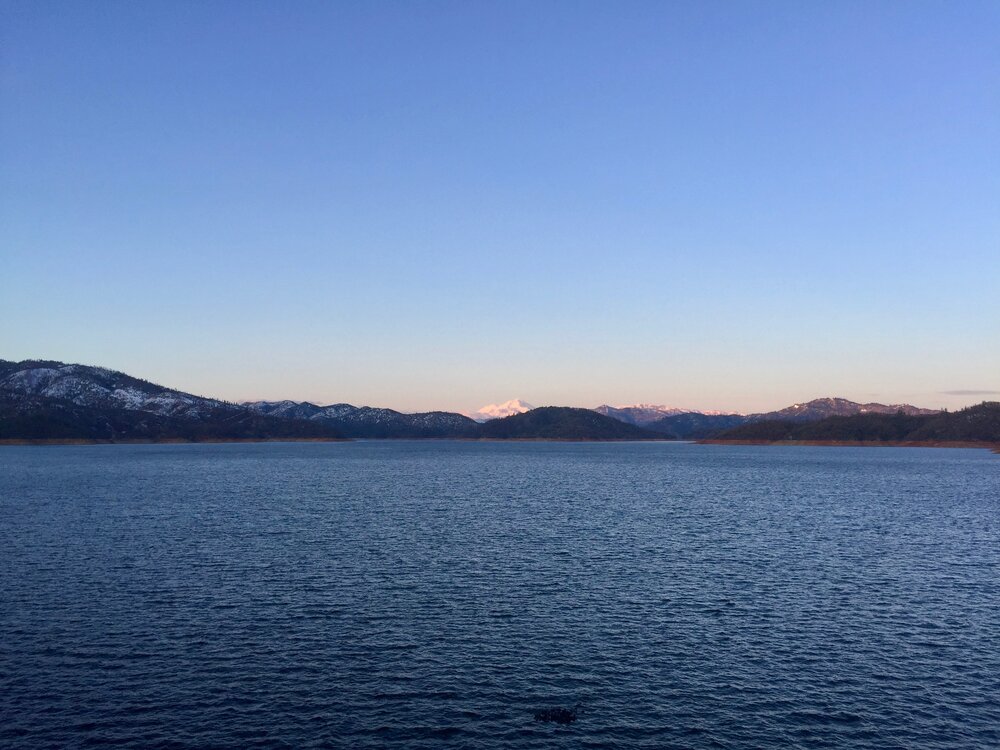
[2,442,999,748]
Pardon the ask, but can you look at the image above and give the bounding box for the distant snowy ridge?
[594,398,938,431]
[243,399,477,437]
[593,403,739,426]
[756,397,939,421]
[468,399,534,422]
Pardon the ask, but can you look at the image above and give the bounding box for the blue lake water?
[1,441,998,748]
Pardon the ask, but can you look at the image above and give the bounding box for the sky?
[2,1,998,414]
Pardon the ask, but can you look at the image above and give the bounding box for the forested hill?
[477,407,660,440]
[710,402,1000,444]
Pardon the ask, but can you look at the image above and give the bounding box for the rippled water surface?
[2,442,999,748]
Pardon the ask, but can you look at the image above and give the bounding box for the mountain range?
[2,359,989,445]
[593,404,696,426]
[640,397,941,439]
[0,361,634,442]
[244,399,478,439]
[0,361,343,442]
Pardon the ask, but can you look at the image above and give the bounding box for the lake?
[1,442,998,748]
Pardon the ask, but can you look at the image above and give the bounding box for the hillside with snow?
[0,360,233,419]
[0,360,342,441]
[594,404,707,426]
[246,400,478,438]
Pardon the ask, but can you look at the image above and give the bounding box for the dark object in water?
[534,703,581,724]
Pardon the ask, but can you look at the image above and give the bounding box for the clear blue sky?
[2,1,998,413]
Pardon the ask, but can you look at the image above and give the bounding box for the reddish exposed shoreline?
[699,439,1000,452]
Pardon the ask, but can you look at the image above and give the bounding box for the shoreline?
[2,437,997,452]
[0,437,348,446]
[0,437,667,446]
[699,439,1000,452]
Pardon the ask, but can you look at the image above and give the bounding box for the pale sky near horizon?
[2,1,998,414]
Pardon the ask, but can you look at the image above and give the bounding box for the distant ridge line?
[1,358,975,444]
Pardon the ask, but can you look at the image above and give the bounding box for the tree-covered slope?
[645,412,751,439]
[908,402,1000,442]
[476,407,660,440]
[713,402,1000,444]
[0,393,344,442]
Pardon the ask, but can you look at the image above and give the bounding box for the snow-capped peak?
[468,399,534,422]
